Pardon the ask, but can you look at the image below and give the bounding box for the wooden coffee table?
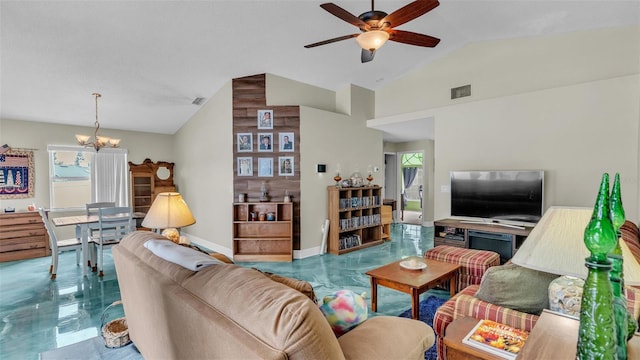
[365,258,460,319]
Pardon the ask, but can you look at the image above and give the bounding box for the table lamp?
[142,192,196,240]
[511,206,640,285]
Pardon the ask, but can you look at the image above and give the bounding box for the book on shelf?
[462,319,529,359]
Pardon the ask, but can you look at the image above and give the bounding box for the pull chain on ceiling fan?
[304,0,441,63]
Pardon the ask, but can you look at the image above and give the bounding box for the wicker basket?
[101,300,131,348]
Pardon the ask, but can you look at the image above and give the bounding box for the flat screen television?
[450,170,544,224]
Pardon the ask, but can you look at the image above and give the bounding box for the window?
[48,146,129,209]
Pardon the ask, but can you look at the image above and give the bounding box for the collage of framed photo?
[235,109,297,177]
[237,157,253,176]
[257,110,273,129]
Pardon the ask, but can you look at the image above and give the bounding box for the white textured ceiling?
[2,1,638,141]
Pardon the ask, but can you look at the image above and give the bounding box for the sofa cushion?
[254,268,317,303]
[474,263,559,315]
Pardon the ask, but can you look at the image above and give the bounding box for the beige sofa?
[113,231,435,360]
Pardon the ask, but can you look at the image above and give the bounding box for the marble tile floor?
[0,223,445,360]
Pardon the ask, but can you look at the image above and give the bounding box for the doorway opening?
[401,152,423,225]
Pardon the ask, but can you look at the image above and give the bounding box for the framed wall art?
[278,156,294,176]
[279,132,294,152]
[237,133,253,152]
[258,157,273,177]
[0,149,35,199]
[257,110,273,130]
[237,157,253,177]
[258,133,273,152]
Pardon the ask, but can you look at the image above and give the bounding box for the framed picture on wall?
[258,133,273,152]
[278,132,294,152]
[237,133,253,152]
[258,157,273,177]
[257,110,273,130]
[237,157,253,176]
[278,156,294,176]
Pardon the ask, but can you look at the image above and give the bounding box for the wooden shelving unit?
[0,211,50,262]
[233,202,293,262]
[129,159,176,229]
[327,185,383,255]
[434,218,533,263]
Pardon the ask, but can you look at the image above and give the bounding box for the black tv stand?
[459,220,525,230]
[434,219,534,263]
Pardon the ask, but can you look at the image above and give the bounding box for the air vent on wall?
[451,84,471,99]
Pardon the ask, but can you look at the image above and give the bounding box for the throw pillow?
[474,263,559,315]
[253,269,317,303]
[319,290,368,336]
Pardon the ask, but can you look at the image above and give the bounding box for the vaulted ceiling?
[2,1,638,141]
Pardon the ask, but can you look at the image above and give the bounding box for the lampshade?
[355,30,389,51]
[511,206,640,286]
[142,192,196,230]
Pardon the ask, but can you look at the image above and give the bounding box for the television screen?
[450,170,544,223]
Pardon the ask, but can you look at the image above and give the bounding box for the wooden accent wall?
[232,74,301,249]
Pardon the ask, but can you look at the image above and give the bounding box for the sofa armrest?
[453,294,539,332]
[338,316,434,360]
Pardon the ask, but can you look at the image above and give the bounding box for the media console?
[434,219,534,263]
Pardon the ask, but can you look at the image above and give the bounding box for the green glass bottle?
[578,173,618,360]
[608,173,637,359]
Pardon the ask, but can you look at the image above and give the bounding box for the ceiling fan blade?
[304,34,359,48]
[389,30,440,47]
[321,3,369,29]
[361,49,375,63]
[378,0,439,28]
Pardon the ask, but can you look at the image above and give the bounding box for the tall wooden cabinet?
[129,159,176,213]
[0,211,50,262]
[327,186,383,255]
[233,202,293,262]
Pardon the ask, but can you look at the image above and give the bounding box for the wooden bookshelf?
[233,202,293,262]
[327,186,383,255]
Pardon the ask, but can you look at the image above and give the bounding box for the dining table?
[51,212,145,276]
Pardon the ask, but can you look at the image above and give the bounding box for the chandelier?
[75,93,120,151]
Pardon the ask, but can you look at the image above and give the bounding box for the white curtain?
[91,148,129,206]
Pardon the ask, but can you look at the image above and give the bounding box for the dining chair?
[39,208,83,280]
[77,202,115,269]
[91,206,133,277]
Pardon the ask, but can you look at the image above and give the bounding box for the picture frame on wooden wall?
[258,157,273,177]
[258,133,273,152]
[237,133,253,152]
[278,156,294,176]
[237,157,253,176]
[257,110,273,129]
[279,132,294,152]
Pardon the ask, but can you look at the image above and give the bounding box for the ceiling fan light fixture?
[356,30,389,51]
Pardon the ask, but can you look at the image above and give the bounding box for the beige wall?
[431,75,639,221]
[0,118,174,238]
[384,140,435,225]
[375,26,639,117]
[175,78,382,258]
[374,26,640,222]
[172,81,234,256]
[0,119,174,212]
[266,73,336,113]
[299,85,382,256]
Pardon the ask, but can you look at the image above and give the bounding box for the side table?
[518,309,639,359]
[443,310,640,360]
[443,317,503,360]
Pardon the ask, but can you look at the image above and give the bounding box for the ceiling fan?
[304,0,441,63]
